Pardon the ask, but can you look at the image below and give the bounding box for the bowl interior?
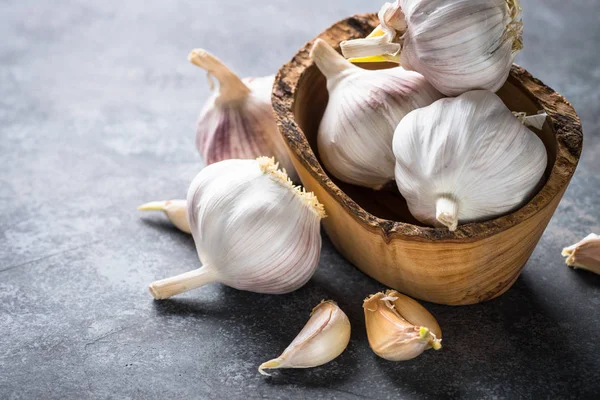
[292,61,558,225]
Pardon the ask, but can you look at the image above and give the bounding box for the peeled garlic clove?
[259,300,351,376]
[364,291,442,361]
[310,39,442,190]
[138,200,190,234]
[148,157,326,299]
[562,234,600,275]
[393,90,547,231]
[341,0,523,96]
[188,49,297,181]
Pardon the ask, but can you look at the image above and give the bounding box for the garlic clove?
[310,39,442,190]
[341,0,524,96]
[189,49,298,181]
[346,25,402,64]
[393,90,547,231]
[148,157,326,299]
[259,300,351,376]
[364,291,442,361]
[562,234,600,275]
[138,200,191,234]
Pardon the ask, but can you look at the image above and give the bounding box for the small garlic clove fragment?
[138,200,190,234]
[364,290,442,361]
[513,111,548,130]
[259,300,351,376]
[562,234,600,275]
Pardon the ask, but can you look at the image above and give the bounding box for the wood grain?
[272,14,583,305]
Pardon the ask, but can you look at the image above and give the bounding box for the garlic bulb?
[259,300,351,375]
[310,39,442,190]
[562,234,600,275]
[138,200,190,233]
[364,290,442,361]
[148,157,326,299]
[189,49,297,181]
[393,90,547,231]
[341,0,524,96]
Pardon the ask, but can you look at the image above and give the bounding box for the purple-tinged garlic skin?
[189,49,297,181]
[310,39,442,190]
[562,234,600,275]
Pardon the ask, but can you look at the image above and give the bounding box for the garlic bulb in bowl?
[189,49,297,181]
[310,39,442,190]
[393,90,547,231]
[148,157,326,299]
[341,0,523,96]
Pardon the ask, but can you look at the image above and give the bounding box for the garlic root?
[148,265,219,300]
[562,234,600,275]
[259,300,350,375]
[138,200,190,233]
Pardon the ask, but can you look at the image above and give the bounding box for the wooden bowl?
[272,14,583,305]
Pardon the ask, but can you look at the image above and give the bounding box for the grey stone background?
[1,0,599,399]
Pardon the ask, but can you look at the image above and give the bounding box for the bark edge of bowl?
[272,14,583,305]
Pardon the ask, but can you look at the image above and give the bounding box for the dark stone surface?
[0,0,598,398]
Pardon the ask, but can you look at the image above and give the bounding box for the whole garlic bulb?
[148,157,326,299]
[393,90,547,231]
[189,49,297,181]
[341,0,523,96]
[311,39,442,190]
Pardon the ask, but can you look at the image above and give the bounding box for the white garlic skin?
[187,158,324,294]
[311,39,442,190]
[393,90,547,230]
[399,0,522,96]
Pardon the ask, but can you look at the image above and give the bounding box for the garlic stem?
[310,39,357,81]
[188,49,250,105]
[436,196,459,231]
[149,265,219,300]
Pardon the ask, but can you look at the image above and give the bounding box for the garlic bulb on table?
[341,0,523,96]
[189,49,297,181]
[310,39,442,190]
[393,90,547,231]
[148,157,326,299]
[259,300,351,375]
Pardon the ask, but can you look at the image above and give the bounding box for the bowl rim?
[272,14,583,243]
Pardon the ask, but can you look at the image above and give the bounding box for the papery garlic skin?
[259,300,351,375]
[364,291,441,361]
[148,157,325,299]
[562,234,600,275]
[393,90,547,231]
[189,49,297,181]
[138,200,190,233]
[311,39,442,190]
[341,0,523,96]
